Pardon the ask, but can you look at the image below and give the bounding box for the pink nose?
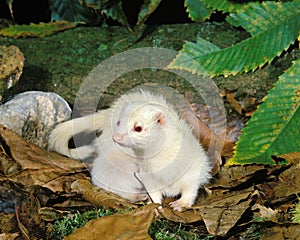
[113,133,123,143]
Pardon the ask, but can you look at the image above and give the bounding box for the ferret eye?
[117,120,120,126]
[134,126,142,132]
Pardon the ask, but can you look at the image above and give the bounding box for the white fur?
[48,90,212,211]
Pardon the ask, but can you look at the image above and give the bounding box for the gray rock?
[0,91,71,148]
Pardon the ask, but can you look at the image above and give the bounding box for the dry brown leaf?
[208,164,270,189]
[181,104,233,155]
[179,104,235,170]
[53,199,93,209]
[260,224,300,240]
[64,204,157,240]
[158,198,202,223]
[252,204,280,222]
[158,207,202,223]
[0,233,19,240]
[195,190,257,236]
[269,155,300,205]
[197,115,234,157]
[71,179,138,210]
[0,124,89,192]
[271,152,300,165]
[220,89,259,116]
[0,212,16,234]
[222,89,243,114]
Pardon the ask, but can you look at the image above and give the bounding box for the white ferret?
[49,90,212,211]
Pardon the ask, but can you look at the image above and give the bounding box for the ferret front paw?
[169,199,191,212]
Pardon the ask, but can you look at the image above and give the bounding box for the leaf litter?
[0,120,299,238]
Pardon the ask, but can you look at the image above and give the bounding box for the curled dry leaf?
[64,203,157,240]
[0,124,89,192]
[180,103,240,161]
[71,179,138,211]
[194,189,257,236]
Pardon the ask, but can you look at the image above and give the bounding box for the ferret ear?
[155,111,165,126]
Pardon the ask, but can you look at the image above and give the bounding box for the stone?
[0,91,71,148]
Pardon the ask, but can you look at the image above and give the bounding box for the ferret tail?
[48,110,110,159]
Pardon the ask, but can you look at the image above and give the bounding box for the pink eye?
[134,126,142,132]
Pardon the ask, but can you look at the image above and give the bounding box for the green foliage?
[49,0,163,29]
[136,0,162,30]
[50,208,114,240]
[168,1,300,77]
[290,196,300,224]
[4,0,162,29]
[0,21,79,38]
[226,1,297,36]
[227,60,300,165]
[200,0,248,13]
[49,0,100,24]
[100,0,129,28]
[184,0,212,22]
[149,219,213,240]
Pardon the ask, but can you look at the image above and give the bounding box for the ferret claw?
[169,200,190,212]
[154,206,164,217]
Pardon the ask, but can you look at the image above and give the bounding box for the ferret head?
[112,102,167,151]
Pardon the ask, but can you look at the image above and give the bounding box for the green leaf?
[226,1,298,36]
[135,0,161,30]
[184,0,213,22]
[168,38,220,76]
[200,0,247,13]
[5,0,14,19]
[49,0,100,25]
[227,60,300,165]
[101,0,129,27]
[168,1,300,77]
[0,21,79,38]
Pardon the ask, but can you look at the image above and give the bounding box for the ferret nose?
[113,133,123,143]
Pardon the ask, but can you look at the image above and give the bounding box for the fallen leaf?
[159,198,202,223]
[269,155,300,205]
[222,89,243,114]
[0,124,89,192]
[195,189,257,236]
[220,89,259,116]
[71,179,138,211]
[208,164,271,189]
[252,204,280,222]
[179,104,236,169]
[271,152,300,165]
[0,21,79,38]
[260,224,300,240]
[0,233,19,240]
[64,204,157,240]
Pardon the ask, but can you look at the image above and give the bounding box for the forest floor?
[0,21,299,239]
